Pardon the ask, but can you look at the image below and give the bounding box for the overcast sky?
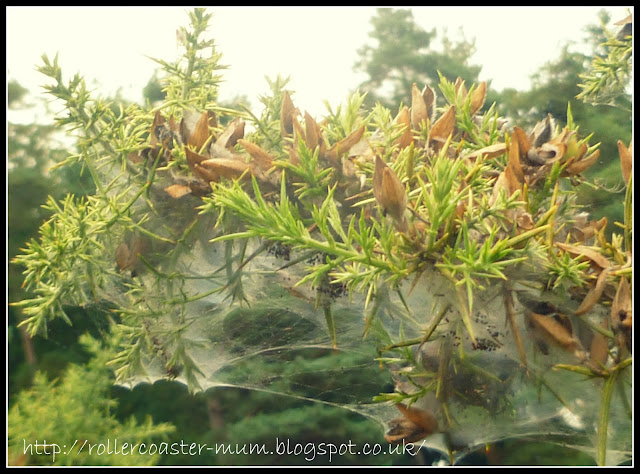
[6,6,632,120]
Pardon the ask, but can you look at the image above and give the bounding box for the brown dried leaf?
[469,81,487,116]
[617,139,632,184]
[428,105,456,149]
[164,184,193,199]
[555,242,611,269]
[575,268,610,316]
[411,83,428,130]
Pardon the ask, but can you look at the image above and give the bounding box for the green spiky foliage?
[12,8,631,466]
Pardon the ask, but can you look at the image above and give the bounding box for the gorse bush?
[12,9,632,466]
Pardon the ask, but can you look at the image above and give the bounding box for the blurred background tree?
[355,8,482,110]
[354,7,631,231]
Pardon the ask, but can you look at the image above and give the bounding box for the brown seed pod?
[280,90,296,137]
[469,81,487,116]
[411,83,428,130]
[617,140,632,184]
[373,155,407,228]
[215,117,245,150]
[164,184,193,199]
[187,111,211,150]
[555,242,611,270]
[385,403,438,444]
[395,106,413,149]
[428,105,456,151]
[526,310,583,357]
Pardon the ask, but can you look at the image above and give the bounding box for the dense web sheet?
[103,194,631,464]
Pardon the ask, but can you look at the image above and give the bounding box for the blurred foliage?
[355,8,481,110]
[7,335,175,466]
[490,10,631,228]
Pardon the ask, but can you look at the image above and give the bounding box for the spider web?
[97,188,631,466]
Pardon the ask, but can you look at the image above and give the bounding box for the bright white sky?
[6,6,632,121]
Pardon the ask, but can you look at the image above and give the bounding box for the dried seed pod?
[565,149,600,175]
[512,126,532,158]
[185,146,208,168]
[304,111,321,150]
[215,118,245,150]
[527,310,584,357]
[507,138,525,184]
[193,162,220,183]
[555,242,611,270]
[385,403,438,444]
[428,105,456,150]
[611,277,632,355]
[373,155,407,229]
[454,76,467,99]
[238,139,274,173]
[115,236,148,273]
[280,90,296,137]
[325,125,366,163]
[589,318,610,369]
[462,143,507,161]
[422,85,436,122]
[186,111,211,150]
[200,157,250,180]
[574,268,610,316]
[150,110,167,148]
[395,106,413,149]
[411,83,428,130]
[617,140,632,184]
[530,114,553,148]
[469,81,487,116]
[164,184,193,199]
